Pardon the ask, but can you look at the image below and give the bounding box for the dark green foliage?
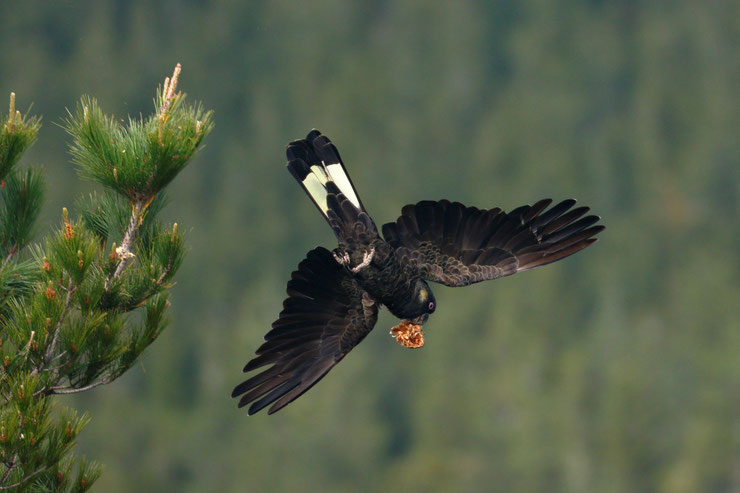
[75,191,167,248]
[0,94,41,184]
[0,169,44,258]
[0,260,37,320]
[0,68,210,490]
[64,92,213,204]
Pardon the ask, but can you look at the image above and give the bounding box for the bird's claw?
[351,247,375,273]
[334,247,375,273]
[333,251,351,266]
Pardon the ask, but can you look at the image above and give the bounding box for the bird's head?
[408,278,436,319]
[388,279,435,348]
[384,278,436,322]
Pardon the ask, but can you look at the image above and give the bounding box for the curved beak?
[410,314,429,325]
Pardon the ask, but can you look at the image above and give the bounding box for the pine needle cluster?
[0,65,212,491]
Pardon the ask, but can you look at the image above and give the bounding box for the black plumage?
[233,130,604,415]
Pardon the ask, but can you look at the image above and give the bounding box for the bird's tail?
[286,130,376,240]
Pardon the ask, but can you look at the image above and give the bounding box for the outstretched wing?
[232,247,378,415]
[382,199,604,287]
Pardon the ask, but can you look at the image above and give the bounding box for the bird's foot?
[351,247,375,273]
[333,251,351,266]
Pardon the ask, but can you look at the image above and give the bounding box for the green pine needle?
[0,93,42,183]
[0,168,44,257]
[64,91,213,203]
[1,65,211,491]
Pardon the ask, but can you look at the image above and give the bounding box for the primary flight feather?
[233,129,604,415]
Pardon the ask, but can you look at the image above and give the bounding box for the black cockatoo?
[233,130,603,415]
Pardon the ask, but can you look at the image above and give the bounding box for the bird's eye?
[427,301,435,312]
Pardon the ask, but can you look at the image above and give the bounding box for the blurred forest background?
[1,0,738,491]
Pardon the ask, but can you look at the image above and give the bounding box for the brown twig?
[0,460,15,485]
[105,200,143,290]
[0,464,49,490]
[25,263,75,384]
[21,331,35,363]
[0,244,17,273]
[48,377,112,395]
[41,278,75,368]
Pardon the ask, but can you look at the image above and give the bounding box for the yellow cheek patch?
[417,289,428,303]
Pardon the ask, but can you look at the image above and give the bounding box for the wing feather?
[383,199,603,287]
[232,247,378,415]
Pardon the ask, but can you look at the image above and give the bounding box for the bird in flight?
[233,130,604,415]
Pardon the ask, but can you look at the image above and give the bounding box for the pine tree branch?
[0,464,49,490]
[135,260,173,307]
[155,264,171,286]
[0,460,15,485]
[106,199,146,290]
[42,278,75,367]
[115,202,140,272]
[29,373,112,399]
[0,66,210,491]
[49,377,112,395]
[0,244,17,273]
[47,350,68,366]
[21,330,35,364]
